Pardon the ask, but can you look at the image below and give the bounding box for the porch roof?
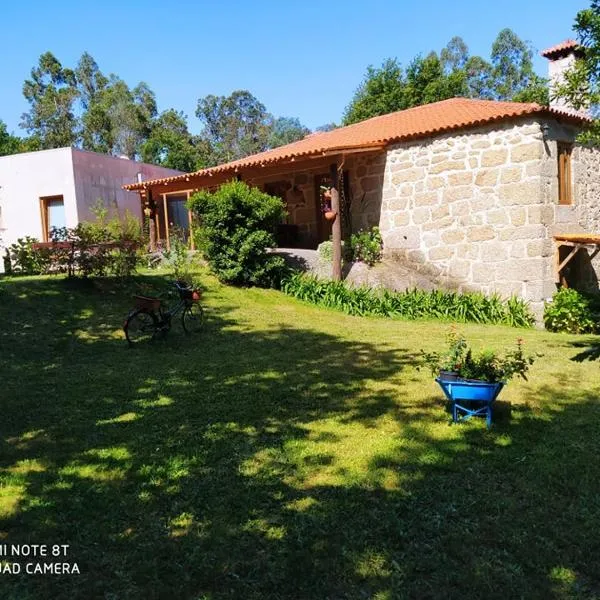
[124,97,590,192]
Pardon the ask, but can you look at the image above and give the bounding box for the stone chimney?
[541,39,586,113]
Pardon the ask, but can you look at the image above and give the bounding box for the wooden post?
[162,193,170,250]
[330,163,342,281]
[187,190,195,250]
[147,189,157,252]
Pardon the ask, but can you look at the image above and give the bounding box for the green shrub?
[7,209,143,278]
[8,237,51,274]
[190,180,287,287]
[349,227,383,266]
[544,288,600,333]
[282,273,535,327]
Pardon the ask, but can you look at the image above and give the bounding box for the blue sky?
[0,0,588,135]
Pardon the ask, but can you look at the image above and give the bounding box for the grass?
[0,270,599,599]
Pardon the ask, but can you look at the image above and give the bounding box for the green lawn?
[0,271,599,599]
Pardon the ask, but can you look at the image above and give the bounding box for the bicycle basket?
[133,295,161,311]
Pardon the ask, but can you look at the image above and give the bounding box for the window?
[557,143,573,205]
[40,196,65,241]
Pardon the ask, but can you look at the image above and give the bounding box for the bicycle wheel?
[124,309,158,345]
[182,303,204,334]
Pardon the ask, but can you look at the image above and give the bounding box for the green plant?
[544,288,600,334]
[420,327,467,376]
[421,332,536,382]
[282,273,535,327]
[8,236,51,274]
[190,180,287,287]
[349,226,383,266]
[163,228,192,284]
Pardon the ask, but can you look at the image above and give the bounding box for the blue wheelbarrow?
[436,378,504,428]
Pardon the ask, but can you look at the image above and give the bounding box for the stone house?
[125,41,600,317]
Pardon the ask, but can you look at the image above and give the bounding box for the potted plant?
[420,331,537,426]
[320,186,337,221]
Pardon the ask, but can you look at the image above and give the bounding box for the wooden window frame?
[557,143,573,206]
[39,195,64,242]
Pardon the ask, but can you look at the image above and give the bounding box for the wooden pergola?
[554,233,600,286]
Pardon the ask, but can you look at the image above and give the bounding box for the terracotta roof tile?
[125,97,590,190]
[541,39,582,59]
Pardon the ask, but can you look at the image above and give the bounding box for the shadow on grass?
[569,337,600,362]
[0,275,599,599]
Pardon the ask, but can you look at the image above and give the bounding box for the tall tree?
[343,59,406,125]
[490,28,548,103]
[20,52,79,148]
[140,109,209,171]
[0,120,24,156]
[196,90,272,164]
[267,116,310,148]
[440,36,469,73]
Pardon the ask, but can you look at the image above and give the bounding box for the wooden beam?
[330,163,342,281]
[162,193,170,251]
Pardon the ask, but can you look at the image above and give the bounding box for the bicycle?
[123,280,204,345]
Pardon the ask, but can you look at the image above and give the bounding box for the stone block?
[511,142,542,163]
[441,229,465,244]
[480,241,509,261]
[449,171,473,186]
[390,161,413,172]
[388,197,409,211]
[481,149,508,167]
[393,212,410,226]
[487,209,509,225]
[527,205,554,225]
[472,140,491,149]
[509,241,525,258]
[422,231,441,247]
[457,243,479,260]
[443,186,473,202]
[427,176,445,190]
[356,165,367,177]
[499,181,540,205]
[450,201,470,217]
[412,207,431,224]
[499,225,546,241]
[414,191,438,206]
[472,263,495,283]
[527,239,553,257]
[467,226,495,242]
[422,216,453,231]
[496,258,545,281]
[429,246,454,260]
[391,167,425,185]
[429,160,466,174]
[469,157,479,169]
[475,169,499,186]
[448,259,471,279]
[500,166,522,184]
[510,207,526,226]
[384,227,421,249]
[432,204,450,220]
